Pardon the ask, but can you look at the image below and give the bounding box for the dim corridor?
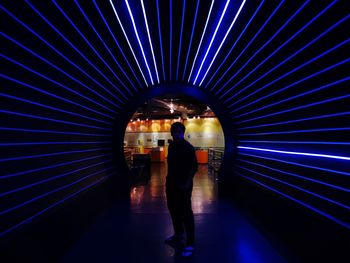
[61,163,288,263]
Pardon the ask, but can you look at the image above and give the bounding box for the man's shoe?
[182,246,195,257]
[164,234,184,244]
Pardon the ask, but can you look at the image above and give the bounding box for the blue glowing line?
[93,0,142,90]
[0,160,112,197]
[75,0,134,96]
[0,127,111,138]
[238,112,350,130]
[227,42,350,108]
[228,18,349,106]
[141,0,159,83]
[188,0,215,82]
[125,0,154,85]
[215,0,285,95]
[1,72,114,119]
[206,0,265,89]
[170,0,172,81]
[0,141,111,146]
[1,153,111,179]
[235,94,350,123]
[238,173,350,230]
[239,127,350,136]
[0,93,113,125]
[0,175,109,237]
[237,158,350,192]
[0,167,114,215]
[1,5,122,109]
[0,34,119,112]
[176,0,186,81]
[0,109,112,131]
[238,146,350,161]
[239,140,350,146]
[27,1,125,104]
[234,77,350,118]
[0,147,112,163]
[238,152,350,177]
[199,0,247,86]
[193,0,230,85]
[109,0,148,87]
[237,164,350,209]
[226,1,341,101]
[218,0,310,93]
[156,0,165,81]
[182,0,200,81]
[52,0,128,101]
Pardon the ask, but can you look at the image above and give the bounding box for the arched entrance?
[112,84,237,191]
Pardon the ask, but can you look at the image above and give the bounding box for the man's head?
[170,122,185,141]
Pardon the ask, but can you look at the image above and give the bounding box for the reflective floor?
[61,163,288,263]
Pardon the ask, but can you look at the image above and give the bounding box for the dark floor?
[60,163,288,263]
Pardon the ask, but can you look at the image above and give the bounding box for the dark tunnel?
[1,0,349,262]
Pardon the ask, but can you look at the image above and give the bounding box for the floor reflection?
[62,161,288,263]
[130,162,218,214]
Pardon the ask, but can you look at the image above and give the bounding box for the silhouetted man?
[165,122,198,257]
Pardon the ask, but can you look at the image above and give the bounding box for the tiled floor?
[61,163,288,263]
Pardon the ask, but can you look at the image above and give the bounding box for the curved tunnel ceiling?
[1,1,350,236]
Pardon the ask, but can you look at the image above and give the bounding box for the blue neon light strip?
[141,0,159,84]
[125,0,154,85]
[227,19,349,106]
[199,0,247,86]
[193,0,230,85]
[0,175,110,237]
[238,146,350,161]
[0,93,113,125]
[239,127,350,136]
[238,112,350,130]
[234,77,349,118]
[156,0,165,81]
[1,34,120,112]
[0,127,112,138]
[0,109,112,131]
[214,0,285,95]
[206,0,265,90]
[182,0,200,81]
[28,1,125,104]
[93,0,142,90]
[109,0,148,87]
[225,1,341,101]
[176,0,186,81]
[227,42,350,108]
[0,147,112,163]
[238,173,350,230]
[218,0,310,93]
[52,0,128,100]
[238,152,350,177]
[1,72,114,119]
[75,0,134,96]
[237,164,350,209]
[239,141,350,146]
[1,167,114,215]
[169,0,173,81]
[237,158,350,192]
[188,0,215,82]
[0,141,111,146]
[0,159,112,197]
[235,94,350,124]
[1,153,111,179]
[1,5,123,109]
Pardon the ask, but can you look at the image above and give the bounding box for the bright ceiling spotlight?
[169,99,175,113]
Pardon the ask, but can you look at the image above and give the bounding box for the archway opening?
[123,94,225,185]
